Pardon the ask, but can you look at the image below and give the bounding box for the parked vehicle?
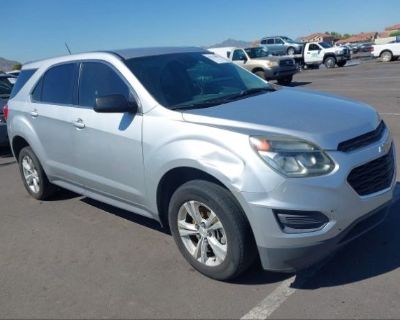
[372,42,400,62]
[0,74,15,146]
[6,70,20,84]
[209,46,297,85]
[7,47,396,280]
[304,42,351,68]
[260,36,303,55]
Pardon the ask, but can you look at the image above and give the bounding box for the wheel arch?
[11,135,30,160]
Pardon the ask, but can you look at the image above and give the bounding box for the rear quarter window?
[9,69,37,99]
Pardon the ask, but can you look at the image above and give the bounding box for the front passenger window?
[78,62,130,108]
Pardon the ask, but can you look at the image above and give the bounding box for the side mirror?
[242,56,248,63]
[94,94,138,113]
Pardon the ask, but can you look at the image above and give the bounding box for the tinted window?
[125,52,271,109]
[31,78,43,101]
[266,38,274,44]
[9,69,36,99]
[232,49,246,61]
[260,39,267,45]
[275,38,284,44]
[79,62,130,107]
[309,44,320,51]
[41,63,77,104]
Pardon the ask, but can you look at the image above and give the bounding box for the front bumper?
[257,202,391,272]
[0,122,8,146]
[264,66,298,80]
[336,53,351,62]
[234,135,396,272]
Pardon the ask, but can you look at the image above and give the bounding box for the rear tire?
[18,147,57,200]
[168,180,257,281]
[380,50,393,62]
[277,75,293,85]
[287,47,295,56]
[324,56,336,68]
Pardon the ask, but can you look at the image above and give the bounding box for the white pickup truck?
[260,41,351,69]
[372,43,400,62]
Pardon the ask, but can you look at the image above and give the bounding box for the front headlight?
[250,135,335,177]
[265,60,279,68]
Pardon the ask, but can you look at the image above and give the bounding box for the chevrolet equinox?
[5,47,396,280]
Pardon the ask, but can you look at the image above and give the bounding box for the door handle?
[30,110,38,118]
[73,118,85,129]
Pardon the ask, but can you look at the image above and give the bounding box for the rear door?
[29,63,79,181]
[71,61,145,205]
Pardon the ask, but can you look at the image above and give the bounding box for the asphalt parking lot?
[0,60,399,319]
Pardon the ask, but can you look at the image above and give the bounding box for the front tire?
[324,56,336,68]
[337,60,347,67]
[254,70,266,80]
[277,75,293,85]
[168,180,257,280]
[18,147,57,200]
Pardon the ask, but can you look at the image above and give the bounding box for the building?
[385,23,400,32]
[300,33,335,44]
[336,32,378,44]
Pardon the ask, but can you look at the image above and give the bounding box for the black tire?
[337,60,347,67]
[287,47,295,56]
[324,56,336,68]
[254,70,266,80]
[18,146,57,200]
[277,75,293,85]
[168,180,257,281]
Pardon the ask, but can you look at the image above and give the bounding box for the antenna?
[64,42,72,55]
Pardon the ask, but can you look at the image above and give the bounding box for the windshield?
[0,77,14,99]
[319,42,332,49]
[281,37,295,44]
[245,47,270,58]
[125,52,273,109]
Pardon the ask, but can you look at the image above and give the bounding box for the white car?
[372,43,400,62]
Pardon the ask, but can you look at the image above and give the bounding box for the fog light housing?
[274,209,329,234]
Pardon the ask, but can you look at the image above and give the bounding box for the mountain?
[0,57,20,72]
[206,38,253,48]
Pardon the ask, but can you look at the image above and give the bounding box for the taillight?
[3,104,9,121]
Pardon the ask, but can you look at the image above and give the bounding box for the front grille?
[279,59,294,67]
[347,145,395,196]
[338,121,386,152]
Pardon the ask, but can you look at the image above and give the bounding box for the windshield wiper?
[170,87,275,111]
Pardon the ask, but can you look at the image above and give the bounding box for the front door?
[71,61,145,205]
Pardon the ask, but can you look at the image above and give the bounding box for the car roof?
[23,47,209,69]
[111,47,208,59]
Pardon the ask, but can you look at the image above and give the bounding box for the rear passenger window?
[9,69,37,99]
[260,39,267,45]
[78,62,130,108]
[266,39,274,44]
[31,78,43,101]
[41,63,77,105]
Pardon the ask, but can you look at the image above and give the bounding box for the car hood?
[181,88,380,150]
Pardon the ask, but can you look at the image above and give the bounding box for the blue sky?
[3,0,400,63]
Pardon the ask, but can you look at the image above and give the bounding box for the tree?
[12,63,22,71]
[389,30,400,37]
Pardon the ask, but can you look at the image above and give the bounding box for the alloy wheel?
[22,155,40,193]
[177,200,227,267]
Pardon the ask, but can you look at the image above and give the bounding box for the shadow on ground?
[285,81,312,87]
[73,177,400,287]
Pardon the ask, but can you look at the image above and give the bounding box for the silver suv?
[6,47,396,280]
[260,36,304,55]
